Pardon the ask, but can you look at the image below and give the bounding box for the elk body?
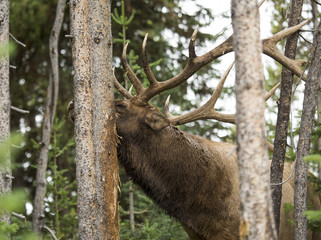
[114,99,321,240]
[115,99,240,239]
[69,19,320,239]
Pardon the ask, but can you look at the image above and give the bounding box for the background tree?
[232,0,277,238]
[270,0,303,233]
[32,0,66,233]
[294,19,321,240]
[0,0,11,225]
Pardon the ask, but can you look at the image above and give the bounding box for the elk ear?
[145,112,170,131]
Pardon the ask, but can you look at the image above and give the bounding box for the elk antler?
[164,63,281,125]
[114,20,309,104]
[262,19,310,80]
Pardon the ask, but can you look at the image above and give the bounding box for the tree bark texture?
[231,1,277,239]
[294,20,321,240]
[70,0,119,239]
[0,0,11,225]
[311,0,321,178]
[69,0,96,238]
[270,0,303,233]
[129,184,135,235]
[32,0,66,232]
[89,0,119,238]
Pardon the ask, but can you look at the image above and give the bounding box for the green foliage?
[44,117,77,240]
[119,181,188,239]
[0,42,16,59]
[0,190,27,215]
[0,135,39,239]
[304,154,321,164]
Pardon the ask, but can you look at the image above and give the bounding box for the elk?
[69,20,321,239]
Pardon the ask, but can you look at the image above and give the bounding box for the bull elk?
[69,20,321,239]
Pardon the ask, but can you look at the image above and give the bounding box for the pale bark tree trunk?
[32,0,66,232]
[129,184,135,235]
[270,0,303,233]
[89,0,119,238]
[69,0,96,238]
[70,0,119,238]
[231,1,277,239]
[0,0,11,225]
[294,20,321,240]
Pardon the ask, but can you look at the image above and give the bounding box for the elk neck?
[117,124,240,238]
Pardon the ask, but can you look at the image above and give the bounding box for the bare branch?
[10,106,30,114]
[9,33,26,47]
[12,212,26,220]
[43,225,58,240]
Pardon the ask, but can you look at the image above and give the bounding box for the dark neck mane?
[117,125,240,239]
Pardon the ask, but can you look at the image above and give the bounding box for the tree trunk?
[311,0,321,178]
[129,184,135,235]
[89,0,119,238]
[69,0,96,238]
[70,0,119,238]
[270,0,303,233]
[32,0,65,232]
[294,20,321,240]
[231,1,277,239]
[0,0,11,225]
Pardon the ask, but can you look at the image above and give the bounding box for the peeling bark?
[0,0,11,225]
[231,0,277,239]
[70,0,119,238]
[294,20,321,240]
[89,0,119,238]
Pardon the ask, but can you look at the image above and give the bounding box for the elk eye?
[115,102,127,112]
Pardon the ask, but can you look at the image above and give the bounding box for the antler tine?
[142,33,159,87]
[164,95,173,119]
[258,0,266,7]
[189,25,199,60]
[113,68,133,99]
[165,62,281,126]
[262,19,311,80]
[138,26,234,103]
[165,62,235,125]
[122,43,145,94]
[117,20,308,104]
[266,19,310,44]
[265,82,280,101]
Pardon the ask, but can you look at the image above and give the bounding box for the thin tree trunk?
[32,0,65,232]
[89,0,119,238]
[231,1,277,239]
[270,0,303,233]
[69,0,96,238]
[129,184,135,235]
[294,20,321,240]
[311,0,321,178]
[0,0,11,225]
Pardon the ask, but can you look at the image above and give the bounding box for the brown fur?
[69,98,321,239]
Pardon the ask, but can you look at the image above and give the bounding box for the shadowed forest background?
[1,0,321,239]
